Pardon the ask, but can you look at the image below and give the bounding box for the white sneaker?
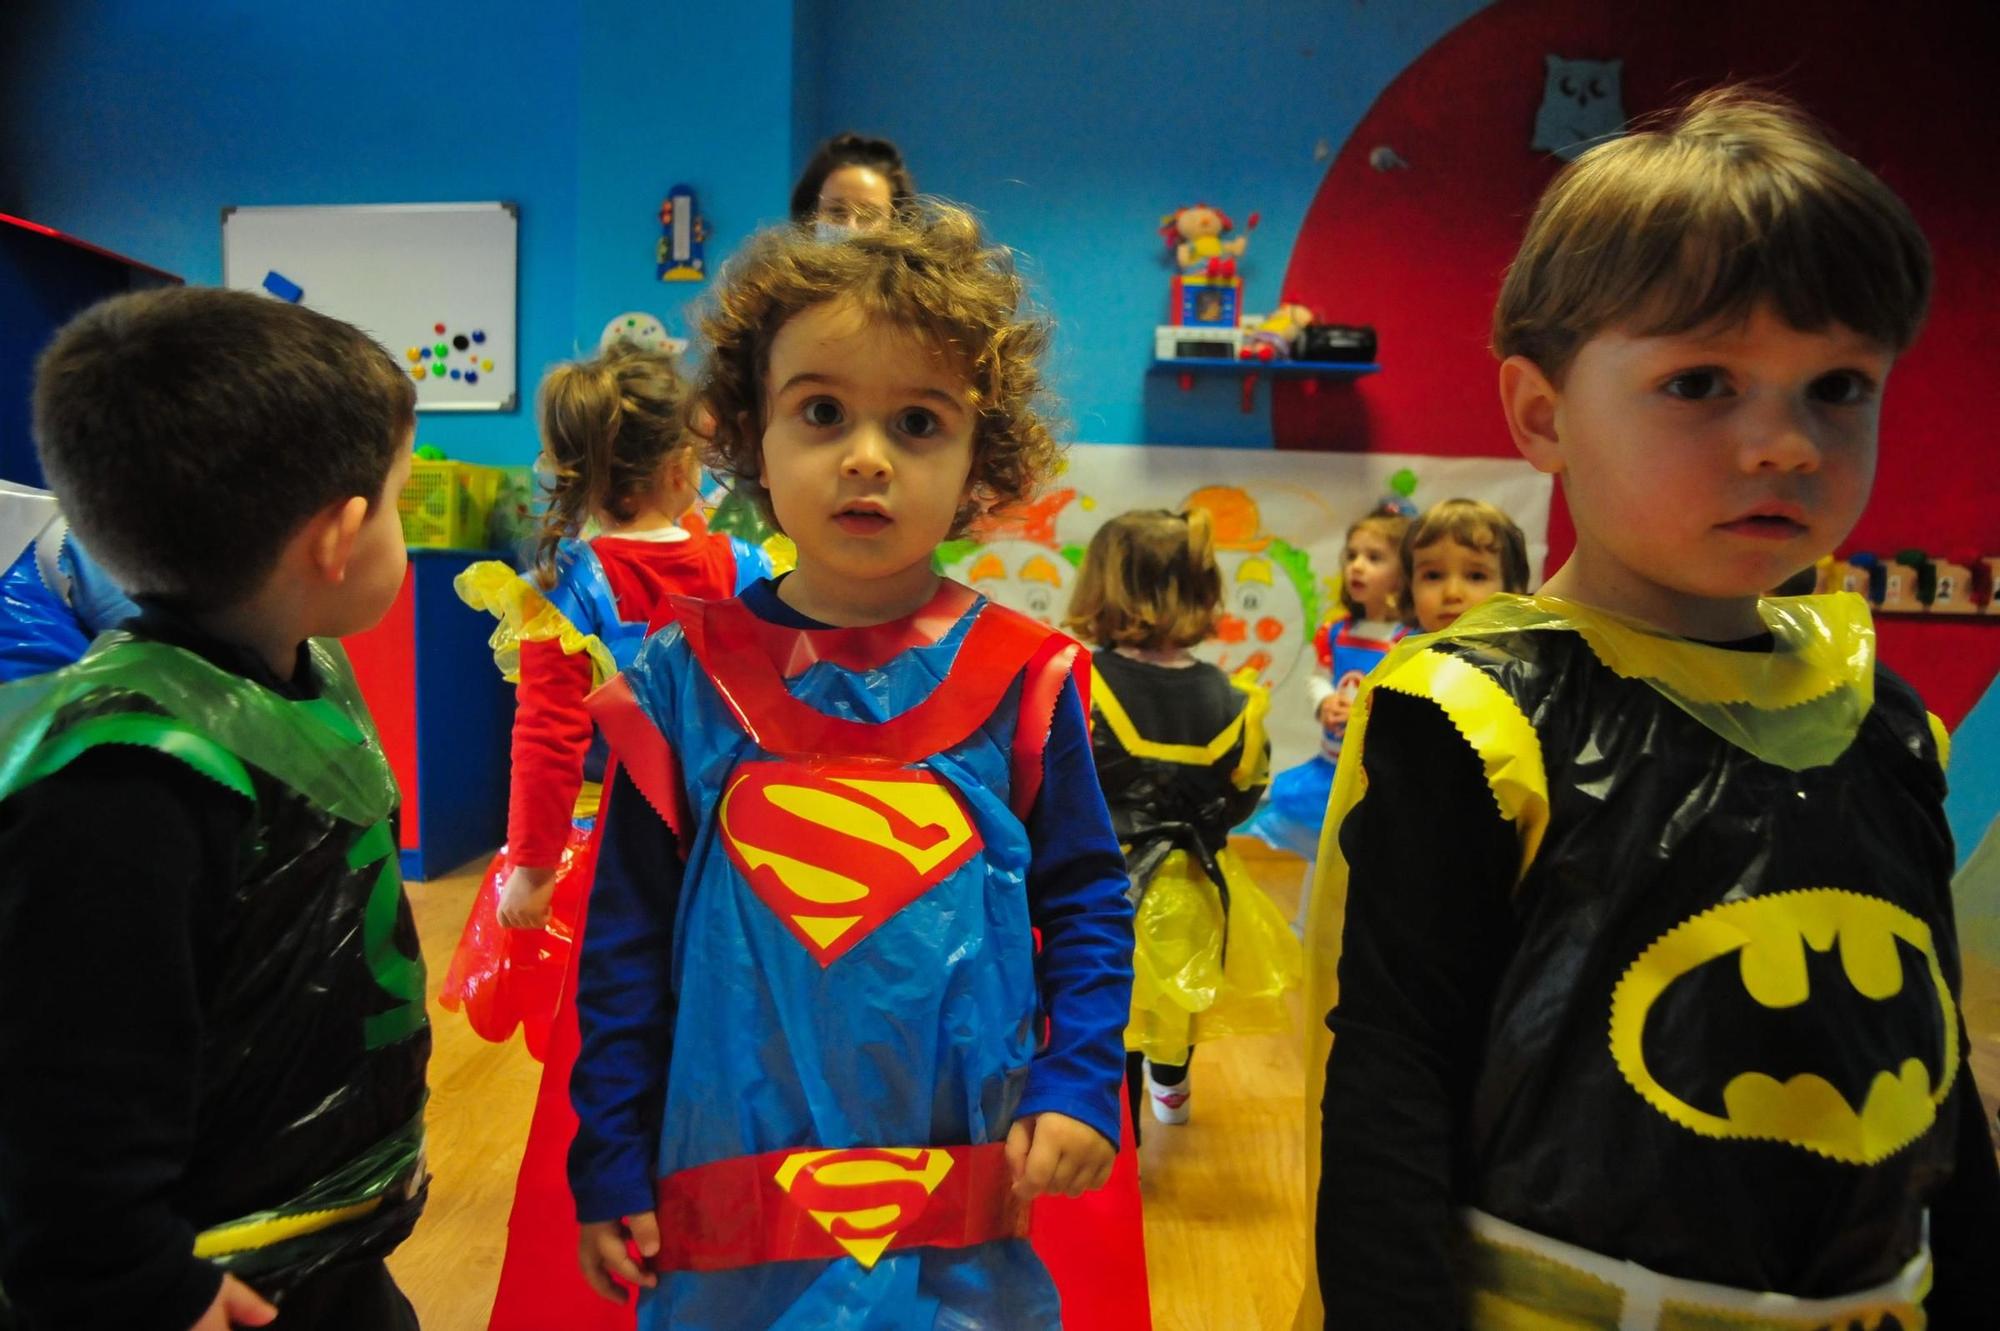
[1144,1061,1191,1125]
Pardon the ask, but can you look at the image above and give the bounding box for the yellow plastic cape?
[1293,591,1891,1330]
[453,560,618,688]
[1093,665,1301,1059]
[1128,843,1302,1062]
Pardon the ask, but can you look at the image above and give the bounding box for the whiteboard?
[222,202,518,412]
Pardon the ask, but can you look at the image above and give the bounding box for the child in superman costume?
[0,290,428,1331]
[442,345,768,1062]
[565,206,1142,1329]
[1302,89,2000,1330]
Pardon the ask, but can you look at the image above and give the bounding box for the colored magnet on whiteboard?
[481,359,493,371]
[434,343,449,358]
[411,366,427,381]
[465,370,479,384]
[472,329,486,343]
[452,334,470,351]
[434,323,446,334]
[450,368,462,380]
[261,270,304,302]
[406,347,422,362]
[419,346,431,359]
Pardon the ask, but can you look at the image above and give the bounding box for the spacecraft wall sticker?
[658,183,709,282]
[404,322,494,386]
[1608,887,1956,1165]
[600,310,687,357]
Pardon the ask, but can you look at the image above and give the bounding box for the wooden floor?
[387,844,1318,1331]
[387,845,2000,1331]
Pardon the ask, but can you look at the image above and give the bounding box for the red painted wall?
[1272,0,2000,723]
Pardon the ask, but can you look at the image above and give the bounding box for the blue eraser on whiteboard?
[262,270,304,303]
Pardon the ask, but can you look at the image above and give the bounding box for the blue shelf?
[1149,357,1380,376]
[1149,356,1379,413]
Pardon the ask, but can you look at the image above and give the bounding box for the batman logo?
[1608,889,1957,1165]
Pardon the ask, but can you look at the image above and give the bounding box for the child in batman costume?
[0,289,429,1331]
[1305,88,2000,1330]
[567,204,1140,1328]
[1064,508,1300,1132]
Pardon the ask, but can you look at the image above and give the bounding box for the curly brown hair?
[532,344,692,586]
[688,200,1062,539]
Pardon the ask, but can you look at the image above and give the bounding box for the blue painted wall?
[573,0,795,350]
[797,0,1490,446]
[1,0,791,466]
[3,0,1490,461]
[0,0,581,465]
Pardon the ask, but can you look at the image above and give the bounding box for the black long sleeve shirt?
[1317,676,2000,1328]
[0,607,314,1331]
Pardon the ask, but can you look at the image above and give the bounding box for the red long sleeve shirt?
[507,533,741,866]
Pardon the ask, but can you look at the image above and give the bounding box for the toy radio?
[1296,324,1377,363]
[1155,325,1243,360]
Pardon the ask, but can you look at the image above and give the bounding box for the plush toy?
[1239,301,1316,361]
[1160,203,1259,278]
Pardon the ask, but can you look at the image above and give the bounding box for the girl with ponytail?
[443,345,771,1052]
[442,345,772,1331]
[1065,508,1301,1136]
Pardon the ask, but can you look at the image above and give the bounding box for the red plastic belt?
[652,1142,1027,1273]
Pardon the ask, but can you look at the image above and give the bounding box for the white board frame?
[222,202,518,412]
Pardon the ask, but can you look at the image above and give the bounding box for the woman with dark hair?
[788,131,916,232]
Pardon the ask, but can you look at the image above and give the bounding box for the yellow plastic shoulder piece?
[1088,663,1251,769]
[1373,647,1550,881]
[453,559,618,687]
[1294,642,1549,1331]
[1228,666,1271,790]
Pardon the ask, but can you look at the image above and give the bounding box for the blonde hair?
[1401,498,1531,594]
[1493,85,1931,382]
[1339,511,1410,617]
[534,345,692,586]
[1064,508,1222,651]
[690,199,1060,537]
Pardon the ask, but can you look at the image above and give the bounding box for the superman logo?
[718,761,983,965]
[1609,888,1957,1165]
[773,1147,955,1268]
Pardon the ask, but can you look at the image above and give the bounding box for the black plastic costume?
[1301,594,2000,1330]
[0,630,429,1324]
[1089,652,1299,1064]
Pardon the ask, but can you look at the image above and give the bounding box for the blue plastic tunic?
[611,597,1062,1329]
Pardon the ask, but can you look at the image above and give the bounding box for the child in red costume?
[441,344,767,1329]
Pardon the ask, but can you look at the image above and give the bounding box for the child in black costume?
[1066,508,1300,1132]
[0,288,428,1331]
[1305,87,2000,1329]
